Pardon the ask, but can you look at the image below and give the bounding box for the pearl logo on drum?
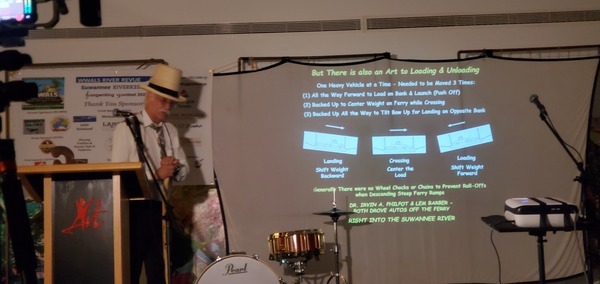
[222,262,248,275]
[196,255,281,283]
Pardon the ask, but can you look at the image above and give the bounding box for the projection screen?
[211,56,599,283]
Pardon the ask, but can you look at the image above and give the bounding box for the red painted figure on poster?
[61,197,108,234]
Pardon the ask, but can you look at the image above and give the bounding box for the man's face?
[145,92,175,124]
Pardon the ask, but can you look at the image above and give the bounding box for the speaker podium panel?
[18,162,149,284]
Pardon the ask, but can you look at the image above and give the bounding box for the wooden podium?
[17,162,150,284]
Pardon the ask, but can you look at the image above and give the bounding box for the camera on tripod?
[0,0,104,282]
[0,48,38,284]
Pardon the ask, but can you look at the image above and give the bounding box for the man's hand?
[156,156,180,180]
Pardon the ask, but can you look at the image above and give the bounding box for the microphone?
[173,164,183,176]
[113,109,135,117]
[529,94,547,116]
[125,115,143,147]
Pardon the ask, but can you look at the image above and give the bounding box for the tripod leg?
[0,140,37,283]
[536,234,546,284]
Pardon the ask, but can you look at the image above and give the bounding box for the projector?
[504,197,578,228]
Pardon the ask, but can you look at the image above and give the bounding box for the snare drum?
[268,229,325,261]
[195,255,281,284]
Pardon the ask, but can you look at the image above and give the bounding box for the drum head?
[195,255,280,284]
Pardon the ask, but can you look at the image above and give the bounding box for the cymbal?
[313,208,356,217]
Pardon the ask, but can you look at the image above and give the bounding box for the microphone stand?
[124,116,180,284]
[535,110,593,284]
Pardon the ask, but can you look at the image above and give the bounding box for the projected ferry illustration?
[303,124,493,155]
[303,131,358,155]
[437,124,493,153]
[372,135,427,155]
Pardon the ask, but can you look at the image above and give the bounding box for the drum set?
[194,206,355,284]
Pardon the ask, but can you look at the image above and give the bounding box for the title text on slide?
[310,66,480,77]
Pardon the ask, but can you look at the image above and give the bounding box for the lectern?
[17,162,149,284]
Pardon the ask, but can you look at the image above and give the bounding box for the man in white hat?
[111,63,189,284]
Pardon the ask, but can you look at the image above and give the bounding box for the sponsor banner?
[9,67,213,186]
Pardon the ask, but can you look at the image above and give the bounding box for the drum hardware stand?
[280,251,319,284]
[281,258,307,284]
[314,189,354,284]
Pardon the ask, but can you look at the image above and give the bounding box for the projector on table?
[504,197,577,228]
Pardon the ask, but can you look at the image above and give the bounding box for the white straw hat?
[140,63,186,103]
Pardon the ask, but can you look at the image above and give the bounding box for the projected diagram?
[372,136,427,155]
[303,124,493,155]
[437,124,493,153]
[303,131,358,155]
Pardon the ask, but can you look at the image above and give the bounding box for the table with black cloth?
[481,215,586,284]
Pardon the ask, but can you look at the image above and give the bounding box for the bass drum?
[195,255,282,284]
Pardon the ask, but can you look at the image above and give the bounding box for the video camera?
[0,0,37,24]
[0,0,101,47]
[0,0,36,47]
[0,0,43,116]
[0,0,51,117]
